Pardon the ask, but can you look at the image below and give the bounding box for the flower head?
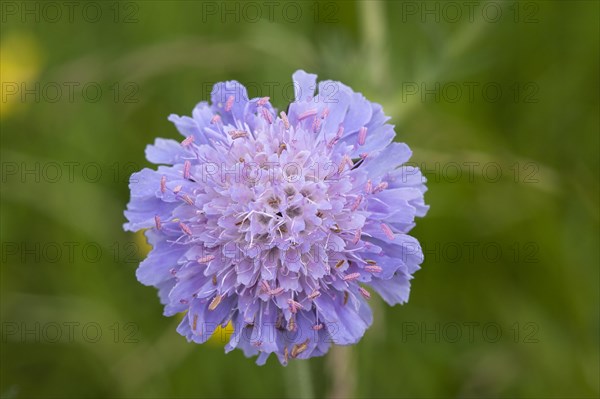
[124,71,428,365]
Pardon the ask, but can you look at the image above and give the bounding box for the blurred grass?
[1,1,599,398]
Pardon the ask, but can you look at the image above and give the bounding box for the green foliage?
[1,1,598,397]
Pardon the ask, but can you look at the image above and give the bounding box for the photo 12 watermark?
[398,1,540,24]
[422,241,539,265]
[1,81,140,104]
[401,81,540,104]
[399,321,540,344]
[199,1,339,24]
[1,321,140,344]
[1,240,144,265]
[406,161,540,184]
[1,161,141,184]
[1,1,139,24]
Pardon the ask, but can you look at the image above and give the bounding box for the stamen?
[298,109,318,121]
[208,294,222,311]
[284,346,289,363]
[261,107,273,124]
[346,156,355,168]
[181,135,194,146]
[280,111,290,129]
[278,143,287,155]
[327,126,344,148]
[291,339,309,358]
[183,160,191,179]
[358,127,368,146]
[351,195,363,211]
[210,114,221,124]
[373,181,388,193]
[180,299,188,304]
[173,185,182,194]
[352,229,362,245]
[381,223,395,240]
[193,314,198,330]
[154,215,162,230]
[312,323,323,330]
[212,275,217,285]
[335,260,345,268]
[365,264,382,273]
[343,272,361,281]
[321,107,330,119]
[288,299,303,313]
[160,175,166,193]
[358,287,371,299]
[229,130,248,139]
[312,116,321,133]
[268,287,284,296]
[179,222,193,235]
[260,280,271,293]
[338,155,353,174]
[182,194,194,205]
[308,290,321,300]
[225,95,234,112]
[197,255,215,263]
[287,316,296,331]
[365,179,373,193]
[257,96,269,106]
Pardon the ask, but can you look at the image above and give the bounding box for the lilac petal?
[123,168,177,232]
[367,196,416,232]
[136,230,187,286]
[362,142,413,178]
[244,97,277,132]
[366,102,391,130]
[315,80,352,140]
[342,123,396,157]
[342,91,373,135]
[368,271,412,305]
[224,313,245,353]
[210,81,249,125]
[364,234,424,274]
[383,169,430,217]
[156,278,177,305]
[145,138,187,165]
[373,187,426,223]
[314,291,372,345]
[184,296,236,344]
[292,70,317,102]
[168,114,199,140]
[169,270,214,305]
[191,101,215,128]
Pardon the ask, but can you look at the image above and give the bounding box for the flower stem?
[285,360,314,399]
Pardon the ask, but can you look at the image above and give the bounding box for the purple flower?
[124,70,428,365]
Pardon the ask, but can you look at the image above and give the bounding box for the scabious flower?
[124,70,428,365]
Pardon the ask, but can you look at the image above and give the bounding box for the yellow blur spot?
[208,322,234,346]
[0,32,42,119]
[134,230,152,257]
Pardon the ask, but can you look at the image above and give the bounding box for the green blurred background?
[1,1,598,398]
